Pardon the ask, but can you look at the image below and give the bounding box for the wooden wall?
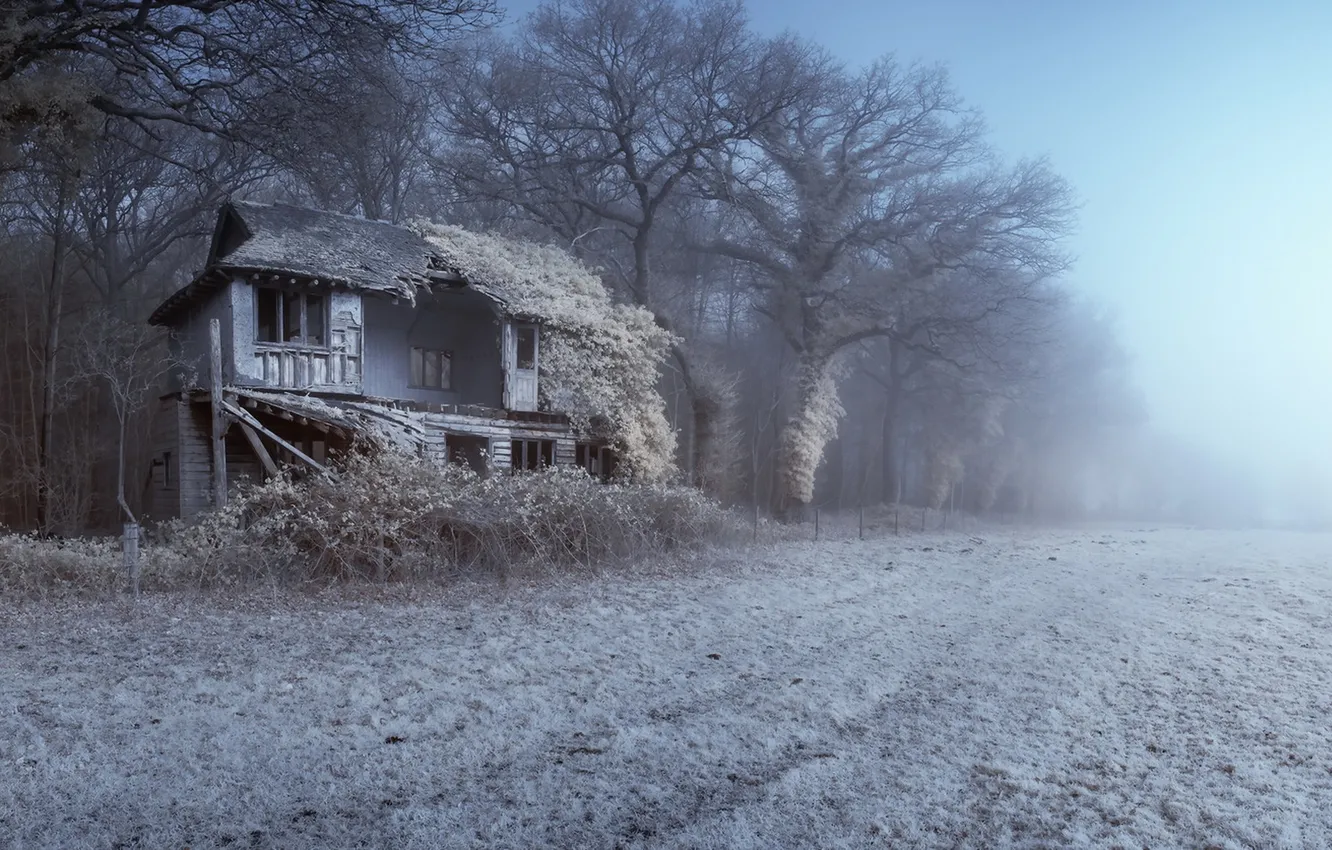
[361,291,504,407]
[145,395,214,521]
[158,396,591,520]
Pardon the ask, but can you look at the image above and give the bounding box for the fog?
[3,0,1328,531]
[742,0,1332,527]
[469,0,1332,527]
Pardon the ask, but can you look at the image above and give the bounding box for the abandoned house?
[145,201,621,520]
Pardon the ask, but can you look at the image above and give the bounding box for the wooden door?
[503,320,539,412]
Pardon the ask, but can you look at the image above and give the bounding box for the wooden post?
[894,509,899,536]
[814,508,820,541]
[921,508,926,532]
[123,522,140,600]
[209,318,227,509]
[858,504,864,540]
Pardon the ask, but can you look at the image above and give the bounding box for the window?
[448,435,490,474]
[515,325,537,370]
[410,347,452,390]
[575,443,617,482]
[256,288,326,345]
[162,451,172,488]
[511,439,553,471]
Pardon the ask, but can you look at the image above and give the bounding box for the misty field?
[4,527,1332,849]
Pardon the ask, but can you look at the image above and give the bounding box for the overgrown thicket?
[0,0,1235,534]
[0,452,741,597]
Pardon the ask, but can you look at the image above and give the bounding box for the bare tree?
[2,0,498,146]
[439,0,806,487]
[68,310,177,525]
[261,56,438,222]
[704,56,1073,516]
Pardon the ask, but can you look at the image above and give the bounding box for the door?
[502,320,539,412]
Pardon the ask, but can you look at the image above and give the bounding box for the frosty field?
[4,527,1332,849]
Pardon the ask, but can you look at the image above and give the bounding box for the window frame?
[409,346,453,391]
[255,287,329,348]
[575,442,616,482]
[510,438,554,471]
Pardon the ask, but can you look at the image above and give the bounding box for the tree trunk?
[36,180,69,534]
[775,352,839,520]
[879,339,905,505]
[881,393,900,505]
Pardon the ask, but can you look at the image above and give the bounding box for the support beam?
[209,319,228,509]
[238,422,280,478]
[221,400,326,472]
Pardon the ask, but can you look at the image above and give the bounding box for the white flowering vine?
[414,223,677,481]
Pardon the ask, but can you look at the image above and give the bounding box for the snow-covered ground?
[4,527,1332,849]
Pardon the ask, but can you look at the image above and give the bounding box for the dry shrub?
[0,532,122,599]
[1,453,743,596]
[155,451,743,587]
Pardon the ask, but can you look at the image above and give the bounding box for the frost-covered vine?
[779,356,846,506]
[414,223,677,481]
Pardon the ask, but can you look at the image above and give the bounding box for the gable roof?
[150,201,487,326]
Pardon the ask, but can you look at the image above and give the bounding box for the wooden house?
[145,201,616,520]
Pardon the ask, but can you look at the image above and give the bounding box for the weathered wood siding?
[146,396,182,520]
[225,429,261,491]
[415,411,574,471]
[179,400,215,518]
[167,283,235,391]
[362,293,504,407]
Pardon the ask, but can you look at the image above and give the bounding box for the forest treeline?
[1,0,1245,533]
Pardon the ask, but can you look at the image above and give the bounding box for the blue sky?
[498,0,1332,490]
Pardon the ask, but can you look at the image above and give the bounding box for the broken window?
[510,439,554,471]
[410,347,452,390]
[257,289,279,342]
[575,443,617,482]
[515,325,538,370]
[448,435,490,474]
[256,288,326,345]
[305,294,325,344]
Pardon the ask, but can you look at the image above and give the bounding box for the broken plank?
[237,422,280,477]
[221,400,326,472]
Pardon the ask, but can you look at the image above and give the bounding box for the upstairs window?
[257,288,326,345]
[410,347,452,390]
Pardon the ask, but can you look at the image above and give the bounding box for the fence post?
[123,522,140,600]
[894,509,899,536]
[921,508,926,532]
[859,504,864,540]
[814,508,820,541]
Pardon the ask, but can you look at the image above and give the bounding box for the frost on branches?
[415,223,677,482]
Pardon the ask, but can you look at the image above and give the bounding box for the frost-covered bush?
[0,531,122,598]
[155,451,741,585]
[0,453,740,595]
[416,223,677,482]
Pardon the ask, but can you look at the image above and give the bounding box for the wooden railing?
[253,343,361,390]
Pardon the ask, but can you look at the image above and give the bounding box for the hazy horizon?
[501,0,1332,521]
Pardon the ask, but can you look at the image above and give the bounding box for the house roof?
[149,201,508,326]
